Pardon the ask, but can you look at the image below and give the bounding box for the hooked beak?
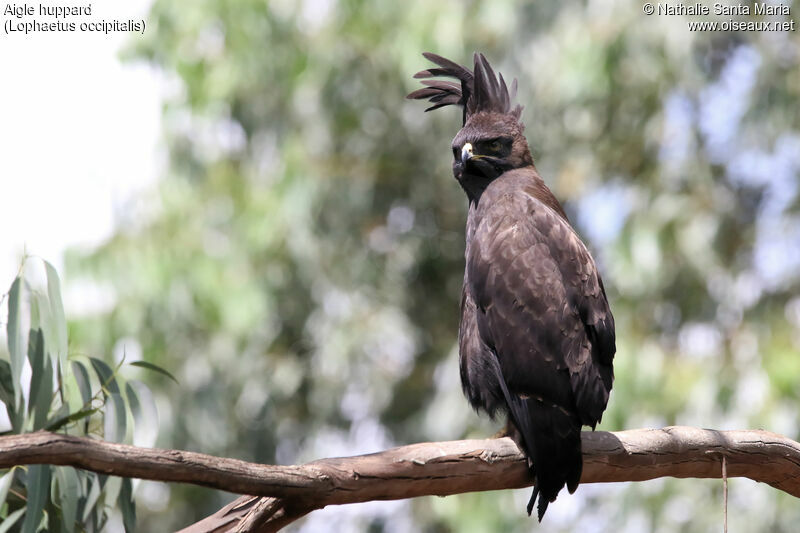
[461,142,473,165]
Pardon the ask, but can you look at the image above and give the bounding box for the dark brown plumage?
[408,53,615,520]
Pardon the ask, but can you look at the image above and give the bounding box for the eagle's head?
[407,53,534,201]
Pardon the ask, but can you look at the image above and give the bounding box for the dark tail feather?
[491,358,582,521]
[523,401,582,521]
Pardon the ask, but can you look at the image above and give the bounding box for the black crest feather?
[407,52,522,125]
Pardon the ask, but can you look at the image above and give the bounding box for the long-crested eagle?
[408,53,616,520]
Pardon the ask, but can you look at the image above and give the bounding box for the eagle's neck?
[460,174,494,204]
[462,162,535,204]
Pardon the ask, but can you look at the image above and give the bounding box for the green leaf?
[44,262,68,367]
[102,476,122,511]
[7,277,24,407]
[124,382,142,426]
[21,464,51,533]
[0,360,16,424]
[70,361,92,407]
[42,403,68,430]
[129,360,179,384]
[26,329,45,400]
[32,292,60,395]
[69,361,93,434]
[89,358,119,395]
[126,380,158,447]
[27,329,53,430]
[54,467,79,533]
[105,392,127,443]
[119,477,136,533]
[0,468,16,510]
[0,507,25,533]
[81,475,102,523]
[30,292,49,351]
[44,406,100,433]
[34,362,54,432]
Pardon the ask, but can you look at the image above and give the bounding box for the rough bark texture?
[0,427,798,532]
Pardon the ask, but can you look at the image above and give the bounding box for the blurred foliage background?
[55,0,800,531]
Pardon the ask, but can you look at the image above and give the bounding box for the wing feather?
[465,169,614,426]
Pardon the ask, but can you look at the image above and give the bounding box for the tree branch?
[1,427,798,532]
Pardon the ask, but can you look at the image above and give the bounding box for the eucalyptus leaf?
[44,261,68,367]
[119,477,136,533]
[129,360,179,384]
[27,328,45,375]
[44,406,100,433]
[21,464,51,533]
[42,403,69,431]
[32,291,62,392]
[0,468,15,510]
[69,360,93,434]
[36,364,53,432]
[81,475,101,523]
[0,360,16,425]
[102,476,122,511]
[55,467,79,533]
[32,292,52,358]
[6,277,24,407]
[105,392,127,443]
[124,381,142,426]
[89,357,119,395]
[127,380,158,448]
[27,329,53,430]
[0,507,25,533]
[70,360,92,407]
[1,262,149,529]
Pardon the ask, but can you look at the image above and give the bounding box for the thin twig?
[723,455,728,533]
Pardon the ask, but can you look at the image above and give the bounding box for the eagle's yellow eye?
[488,140,502,152]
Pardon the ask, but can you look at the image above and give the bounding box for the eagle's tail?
[492,359,582,521]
